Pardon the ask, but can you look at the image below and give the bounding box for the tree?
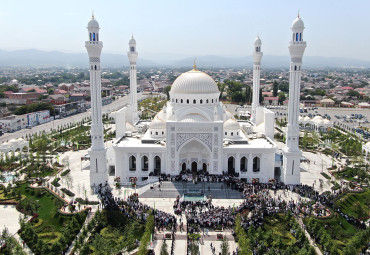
[273,81,278,97]
[163,86,171,100]
[220,236,230,255]
[278,92,286,105]
[160,239,169,255]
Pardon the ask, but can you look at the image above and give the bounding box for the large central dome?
[170,69,219,94]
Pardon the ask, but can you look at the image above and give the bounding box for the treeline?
[14,102,55,116]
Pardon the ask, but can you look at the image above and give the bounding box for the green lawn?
[303,213,369,254]
[335,189,370,219]
[12,182,87,254]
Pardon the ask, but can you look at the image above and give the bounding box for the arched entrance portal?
[154,156,161,176]
[191,162,197,179]
[228,157,235,175]
[182,163,186,172]
[202,163,207,172]
[178,139,210,175]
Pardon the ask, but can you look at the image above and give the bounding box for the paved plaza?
[0,205,22,235]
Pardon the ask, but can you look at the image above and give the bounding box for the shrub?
[51,178,61,187]
[61,188,75,197]
[75,197,99,205]
[61,169,70,176]
[321,172,331,179]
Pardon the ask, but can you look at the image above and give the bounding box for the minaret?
[128,36,138,124]
[85,14,107,186]
[251,36,263,124]
[282,14,307,184]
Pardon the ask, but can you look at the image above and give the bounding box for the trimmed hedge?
[61,188,75,197]
[75,197,99,205]
[137,213,154,255]
[321,172,331,179]
[61,169,70,176]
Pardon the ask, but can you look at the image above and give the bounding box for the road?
[0,94,141,143]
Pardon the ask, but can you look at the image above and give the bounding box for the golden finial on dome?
[297,10,300,18]
[92,10,94,19]
[193,58,197,71]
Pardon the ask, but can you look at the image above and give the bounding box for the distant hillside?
[0,49,157,67]
[0,49,369,68]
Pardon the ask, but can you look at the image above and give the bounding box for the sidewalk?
[296,217,322,255]
[13,233,34,255]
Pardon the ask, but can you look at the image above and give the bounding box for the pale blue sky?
[0,0,369,61]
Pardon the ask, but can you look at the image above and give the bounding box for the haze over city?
[0,0,369,63]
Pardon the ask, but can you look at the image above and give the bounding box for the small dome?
[129,36,136,45]
[224,119,240,131]
[299,116,303,121]
[88,18,99,29]
[254,36,261,45]
[323,119,331,124]
[292,16,304,29]
[171,69,219,94]
[312,116,323,122]
[304,116,311,121]
[149,117,165,129]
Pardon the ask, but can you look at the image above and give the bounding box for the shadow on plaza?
[140,181,243,199]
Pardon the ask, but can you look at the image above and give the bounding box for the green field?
[335,189,370,219]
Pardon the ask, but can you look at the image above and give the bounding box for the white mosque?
[85,14,307,187]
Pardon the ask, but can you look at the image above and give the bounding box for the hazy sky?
[0,0,369,61]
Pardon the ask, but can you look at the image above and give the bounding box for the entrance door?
[228,157,235,175]
[191,162,197,179]
[182,163,186,172]
[202,163,207,172]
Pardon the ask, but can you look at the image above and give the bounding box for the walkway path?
[13,233,34,255]
[66,207,97,255]
[296,216,323,255]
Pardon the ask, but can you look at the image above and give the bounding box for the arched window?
[240,156,247,172]
[176,99,178,103]
[155,132,158,135]
[181,99,183,103]
[193,99,196,104]
[231,132,233,136]
[296,33,299,42]
[162,131,164,135]
[90,33,92,41]
[129,156,136,171]
[225,132,227,135]
[95,65,97,70]
[206,99,209,103]
[294,66,297,71]
[200,99,203,104]
[142,156,148,171]
[253,157,260,172]
[299,33,302,41]
[187,99,189,104]
[93,33,96,41]
[212,99,214,103]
